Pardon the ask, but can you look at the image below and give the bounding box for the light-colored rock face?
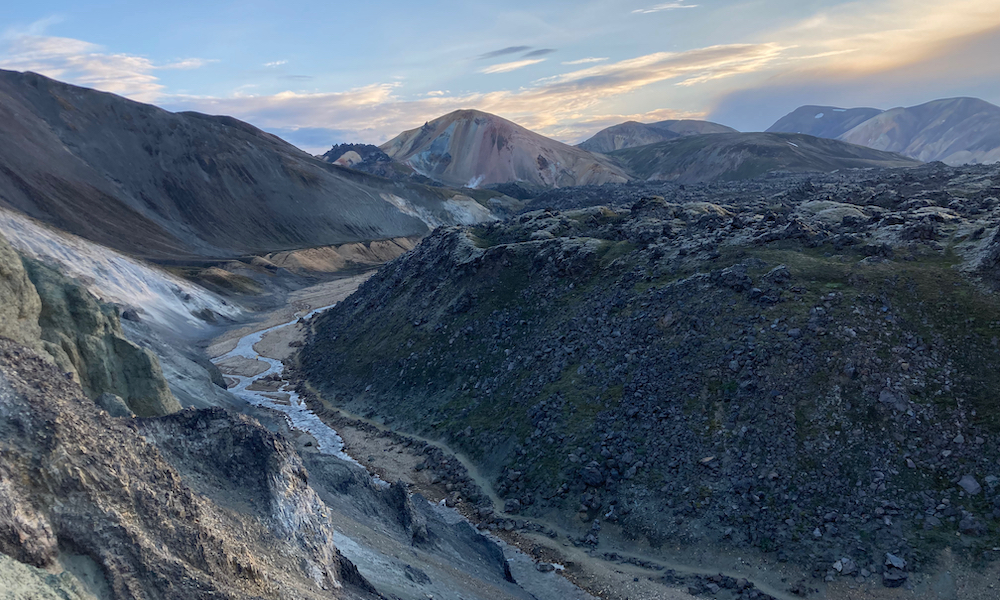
[381,109,629,188]
[0,234,44,354]
[578,119,737,153]
[838,98,1000,166]
[0,232,180,417]
[22,258,181,417]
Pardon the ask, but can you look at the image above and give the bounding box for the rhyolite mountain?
[766,105,884,140]
[380,109,629,189]
[770,98,1000,166]
[300,161,1000,587]
[839,97,1000,166]
[577,119,737,153]
[607,132,920,183]
[0,69,500,261]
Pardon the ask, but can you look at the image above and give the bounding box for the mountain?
[769,98,1000,166]
[0,69,500,261]
[300,161,1000,586]
[380,109,629,189]
[838,97,1000,165]
[766,105,884,139]
[607,132,921,183]
[577,119,737,153]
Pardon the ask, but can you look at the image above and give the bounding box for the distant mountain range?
[768,98,1000,166]
[608,132,920,184]
[0,70,502,261]
[577,119,736,153]
[379,109,629,189]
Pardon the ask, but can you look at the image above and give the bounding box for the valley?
[1,40,1000,600]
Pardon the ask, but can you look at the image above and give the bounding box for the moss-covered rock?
[21,258,180,417]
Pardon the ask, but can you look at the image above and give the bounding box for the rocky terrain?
[0,232,178,416]
[301,161,1000,593]
[320,143,438,185]
[0,337,383,599]
[380,109,630,189]
[578,120,737,154]
[770,98,1000,166]
[606,132,920,183]
[0,69,506,261]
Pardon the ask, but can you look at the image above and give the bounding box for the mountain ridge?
[380,109,630,189]
[0,70,501,261]
[607,132,921,183]
[769,97,1000,166]
[578,119,737,153]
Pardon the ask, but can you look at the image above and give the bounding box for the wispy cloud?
[479,58,547,74]
[632,2,699,14]
[263,60,287,67]
[523,48,556,58]
[168,42,785,151]
[162,58,215,70]
[562,57,608,65]
[0,23,212,102]
[477,46,532,60]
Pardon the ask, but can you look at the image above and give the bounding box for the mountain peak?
[381,110,628,189]
[578,118,736,153]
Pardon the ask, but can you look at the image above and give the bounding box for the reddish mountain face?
[381,109,629,189]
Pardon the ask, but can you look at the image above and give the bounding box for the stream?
[212,303,361,466]
[211,303,598,600]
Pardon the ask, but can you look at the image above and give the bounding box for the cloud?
[539,43,786,92]
[264,60,288,67]
[0,27,212,102]
[562,57,608,65]
[477,46,532,60]
[632,2,699,14]
[479,58,547,74]
[168,42,785,151]
[523,48,556,58]
[161,58,215,70]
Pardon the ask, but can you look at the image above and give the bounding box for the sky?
[3,1,1000,154]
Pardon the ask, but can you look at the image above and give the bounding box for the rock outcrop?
[23,258,180,416]
[0,232,179,416]
[0,338,380,600]
[0,233,44,354]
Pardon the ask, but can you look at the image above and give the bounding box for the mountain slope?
[838,97,1000,165]
[578,119,737,153]
[608,132,921,183]
[300,162,1000,584]
[0,69,498,261]
[766,105,884,139]
[380,110,629,189]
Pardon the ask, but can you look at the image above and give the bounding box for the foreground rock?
[301,162,1000,589]
[0,338,381,599]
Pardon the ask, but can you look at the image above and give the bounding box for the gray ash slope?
[577,119,737,154]
[0,69,497,261]
[302,162,1000,584]
[606,132,921,184]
